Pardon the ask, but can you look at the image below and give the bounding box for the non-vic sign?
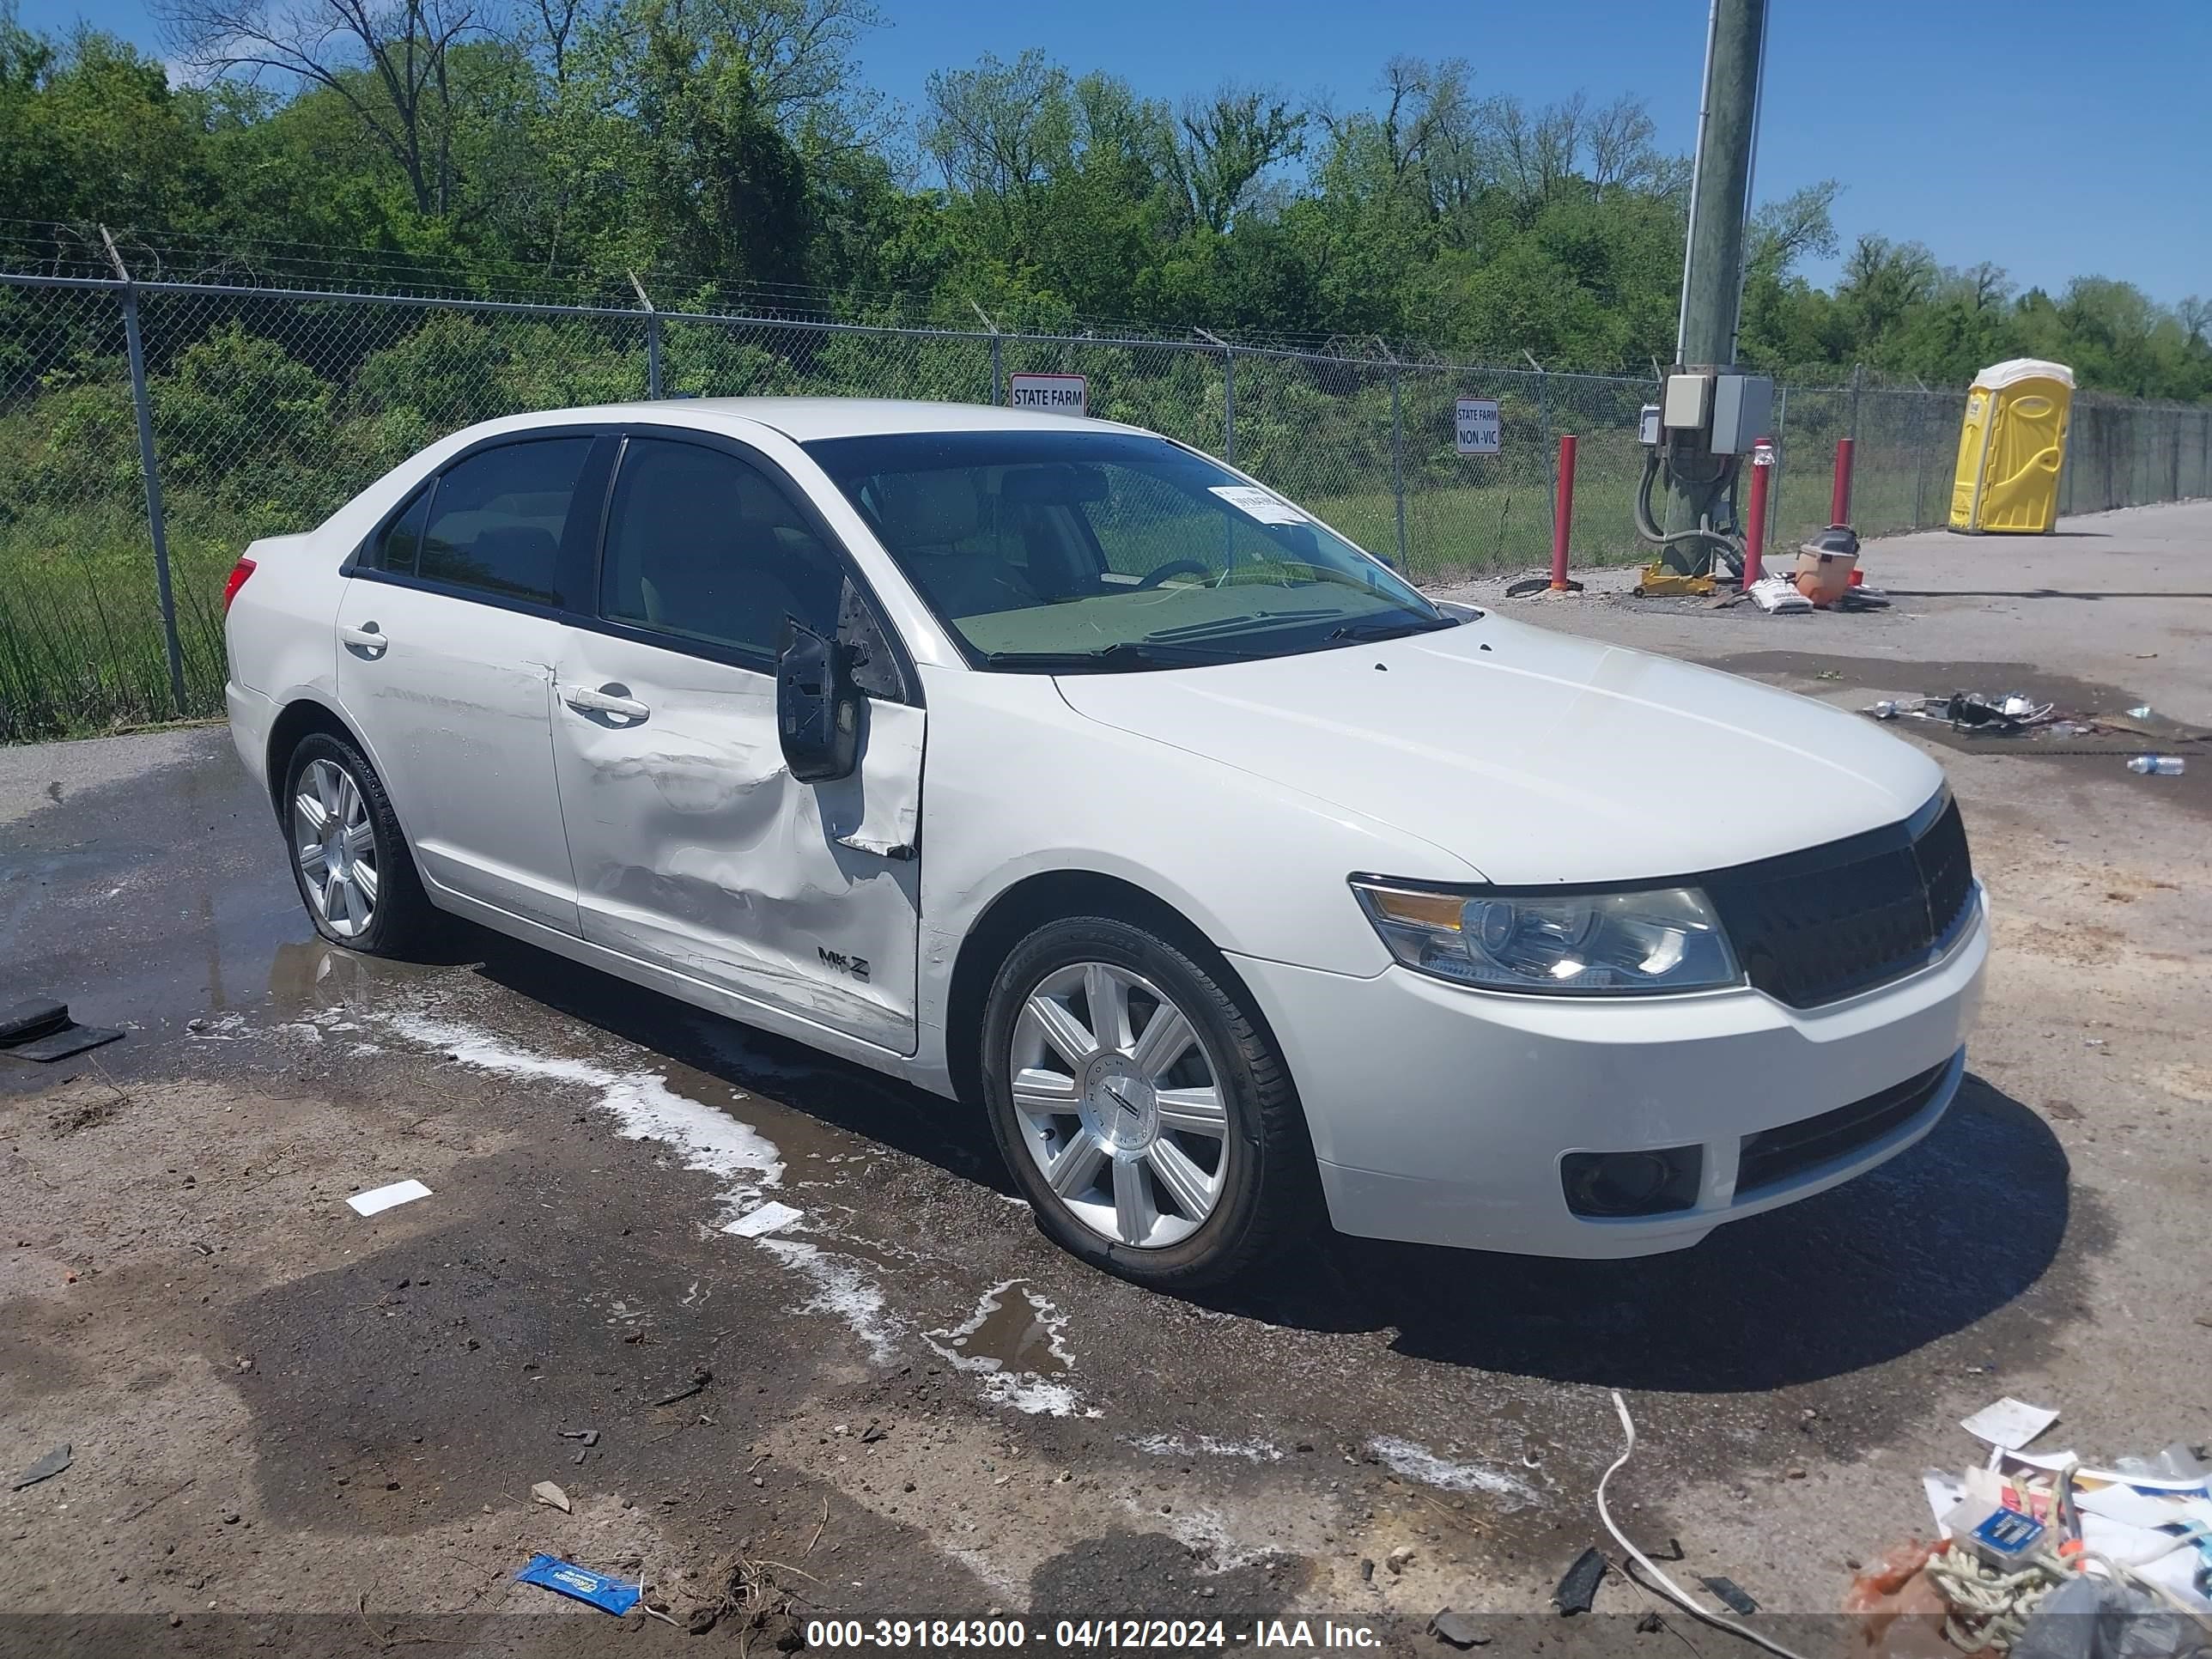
[1455,398,1501,455]
[1009,373,1087,416]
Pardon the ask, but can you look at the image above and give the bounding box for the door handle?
[340,623,388,656]
[562,682,651,723]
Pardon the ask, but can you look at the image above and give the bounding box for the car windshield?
[804,429,1451,670]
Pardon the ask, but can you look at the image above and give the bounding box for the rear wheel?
[981,915,1318,1289]
[282,732,437,956]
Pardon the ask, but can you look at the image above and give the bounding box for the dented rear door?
[547,432,924,1054]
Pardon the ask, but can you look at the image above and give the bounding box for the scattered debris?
[1595,1392,1815,1659]
[685,1548,806,1645]
[724,1200,805,1238]
[1700,1575,1759,1616]
[514,1554,641,1617]
[1427,1608,1491,1649]
[0,999,123,1063]
[1748,574,1812,613]
[1962,1397,2063,1452]
[2126,756,2186,776]
[651,1366,714,1408]
[559,1429,600,1447]
[530,1481,571,1513]
[345,1178,433,1218]
[1868,1398,2212,1650]
[1635,1611,1666,1634]
[12,1443,72,1490]
[1553,1547,1607,1615]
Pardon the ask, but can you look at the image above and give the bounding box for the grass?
[0,443,1983,744]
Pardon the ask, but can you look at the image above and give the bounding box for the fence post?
[1912,389,1929,527]
[1199,329,1236,461]
[1771,382,1790,542]
[101,227,187,720]
[970,301,1003,404]
[1384,348,1408,569]
[1525,351,1556,546]
[1849,362,1863,444]
[629,272,661,399]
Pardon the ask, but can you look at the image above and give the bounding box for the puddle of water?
[922,1281,1095,1419]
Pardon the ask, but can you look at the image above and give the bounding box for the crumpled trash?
[2112,1445,2212,1482]
[514,1553,641,1617]
[2010,1571,2212,1659]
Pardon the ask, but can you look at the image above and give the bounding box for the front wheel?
[282,731,438,956]
[981,915,1319,1289]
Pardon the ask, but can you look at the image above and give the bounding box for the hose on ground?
[1596,1390,1817,1659]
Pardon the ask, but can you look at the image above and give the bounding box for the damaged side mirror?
[775,618,862,784]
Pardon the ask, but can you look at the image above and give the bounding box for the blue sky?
[19,0,2209,306]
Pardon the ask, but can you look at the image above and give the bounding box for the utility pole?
[1664,0,1769,565]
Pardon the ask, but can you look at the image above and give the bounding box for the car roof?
[529,397,1153,444]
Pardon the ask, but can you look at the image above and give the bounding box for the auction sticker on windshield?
[1008,373,1087,416]
[1208,484,1310,525]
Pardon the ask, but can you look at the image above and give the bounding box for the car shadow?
[455,929,2077,1396]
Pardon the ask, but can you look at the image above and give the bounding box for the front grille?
[1705,797,1976,1008]
[1737,1059,1953,1194]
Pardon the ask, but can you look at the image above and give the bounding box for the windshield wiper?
[1141,607,1337,642]
[1325,616,1460,643]
[980,641,1230,672]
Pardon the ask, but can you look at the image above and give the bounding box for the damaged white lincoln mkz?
[225,398,1985,1287]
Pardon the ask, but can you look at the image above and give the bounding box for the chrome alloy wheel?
[1008,962,1231,1249]
[291,757,379,939]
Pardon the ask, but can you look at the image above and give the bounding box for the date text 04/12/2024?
[803,1618,1384,1650]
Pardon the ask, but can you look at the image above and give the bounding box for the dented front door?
[547,629,924,1052]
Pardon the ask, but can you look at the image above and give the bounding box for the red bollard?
[1550,433,1578,590]
[1744,438,1776,586]
[1831,437,1855,526]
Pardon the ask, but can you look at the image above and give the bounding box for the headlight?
[1349,878,1742,996]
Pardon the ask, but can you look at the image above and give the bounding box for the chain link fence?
[4,267,2209,740]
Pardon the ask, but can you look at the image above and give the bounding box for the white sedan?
[223,398,1986,1287]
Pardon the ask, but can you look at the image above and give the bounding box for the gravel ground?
[3,501,2208,1658]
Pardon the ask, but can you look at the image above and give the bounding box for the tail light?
[222,556,258,615]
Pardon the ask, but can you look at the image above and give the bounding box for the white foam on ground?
[759,1238,902,1364]
[1368,1435,1541,1504]
[1130,1432,1283,1463]
[380,1014,783,1226]
[922,1279,1097,1417]
[1133,1502,1272,1572]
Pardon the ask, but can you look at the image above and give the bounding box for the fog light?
[1561,1146,1703,1218]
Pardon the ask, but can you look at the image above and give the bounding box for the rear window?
[416,438,592,606]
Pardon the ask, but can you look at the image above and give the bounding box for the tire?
[981,914,1320,1290]
[280,731,439,956]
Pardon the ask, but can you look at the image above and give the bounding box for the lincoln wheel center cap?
[1083,1054,1158,1151]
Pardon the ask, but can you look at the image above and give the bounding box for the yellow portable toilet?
[1949,358,2074,532]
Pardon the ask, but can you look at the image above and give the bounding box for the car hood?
[1052,615,1946,884]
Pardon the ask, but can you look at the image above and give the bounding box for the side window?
[416,437,592,606]
[369,484,432,575]
[601,438,846,664]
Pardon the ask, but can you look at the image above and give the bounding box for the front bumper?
[1230,892,1987,1258]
